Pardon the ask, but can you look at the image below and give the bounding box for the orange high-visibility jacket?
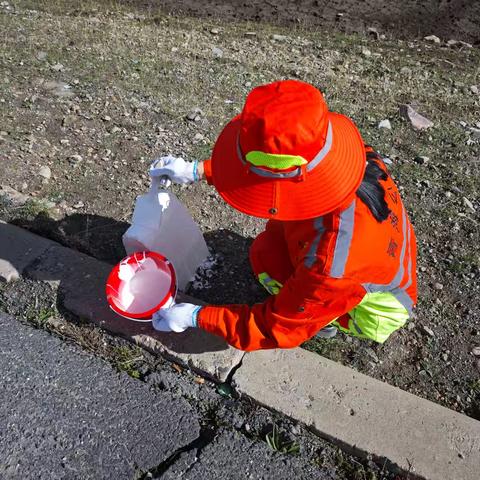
[199,153,417,351]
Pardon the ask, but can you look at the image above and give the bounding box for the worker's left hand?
[152,303,202,333]
[149,155,198,184]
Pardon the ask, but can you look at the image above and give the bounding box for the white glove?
[152,303,202,333]
[149,155,198,184]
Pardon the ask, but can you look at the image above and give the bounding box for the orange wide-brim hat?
[210,80,366,221]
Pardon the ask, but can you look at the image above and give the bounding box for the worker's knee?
[333,293,410,343]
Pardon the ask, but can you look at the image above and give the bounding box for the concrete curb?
[234,349,480,480]
[0,221,243,382]
[2,222,480,479]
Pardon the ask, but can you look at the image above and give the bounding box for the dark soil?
[127,0,480,44]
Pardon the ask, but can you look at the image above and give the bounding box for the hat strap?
[236,121,333,179]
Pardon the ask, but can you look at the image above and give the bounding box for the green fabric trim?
[332,292,409,343]
[258,272,284,295]
[246,151,308,169]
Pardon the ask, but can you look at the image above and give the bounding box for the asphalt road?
[0,312,199,479]
[0,312,337,479]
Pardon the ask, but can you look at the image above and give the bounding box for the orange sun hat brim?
[210,111,366,221]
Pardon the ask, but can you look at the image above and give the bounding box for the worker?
[150,80,417,351]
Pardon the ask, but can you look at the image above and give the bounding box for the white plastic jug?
[122,177,209,290]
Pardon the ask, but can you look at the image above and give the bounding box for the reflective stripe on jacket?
[199,152,417,351]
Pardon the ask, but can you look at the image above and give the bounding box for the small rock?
[38,165,51,179]
[272,34,287,42]
[442,353,449,362]
[361,47,372,57]
[110,126,121,134]
[186,108,203,122]
[399,104,434,130]
[424,35,441,44]
[413,156,429,165]
[447,39,473,49]
[212,47,223,58]
[367,27,380,40]
[434,282,444,290]
[471,346,480,357]
[470,85,479,95]
[73,201,84,209]
[102,115,112,122]
[210,28,220,35]
[194,133,204,141]
[44,80,73,98]
[407,321,416,331]
[51,63,64,72]
[45,317,65,329]
[69,154,83,165]
[36,51,47,61]
[0,185,29,206]
[290,424,301,435]
[463,197,475,213]
[469,127,480,139]
[245,31,256,37]
[378,119,391,129]
[422,325,435,337]
[364,347,379,363]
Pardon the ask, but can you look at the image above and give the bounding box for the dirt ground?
[129,0,480,45]
[1,0,479,419]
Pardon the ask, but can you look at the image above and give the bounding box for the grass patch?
[111,345,144,379]
[265,424,300,455]
[302,336,354,363]
[24,306,57,328]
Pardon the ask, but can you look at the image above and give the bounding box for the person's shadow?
[3,212,265,358]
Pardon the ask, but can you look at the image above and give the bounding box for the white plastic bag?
[122,177,209,290]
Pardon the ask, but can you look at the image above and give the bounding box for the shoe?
[315,325,338,338]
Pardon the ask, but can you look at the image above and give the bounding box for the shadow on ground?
[4,212,268,356]
[10,211,268,305]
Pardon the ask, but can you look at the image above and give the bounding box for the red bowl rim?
[106,251,177,320]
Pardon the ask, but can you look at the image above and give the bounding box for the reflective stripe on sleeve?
[330,200,356,278]
[304,216,325,269]
[362,205,414,314]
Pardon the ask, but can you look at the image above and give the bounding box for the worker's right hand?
[152,303,202,332]
[149,155,198,184]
